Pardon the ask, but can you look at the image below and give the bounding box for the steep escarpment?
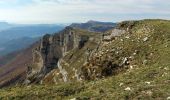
[27,27,100,83]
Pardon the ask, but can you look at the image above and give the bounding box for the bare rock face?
[103,29,126,41]
[27,27,90,83]
[27,23,127,83]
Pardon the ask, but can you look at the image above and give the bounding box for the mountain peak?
[87,20,99,23]
[0,22,9,24]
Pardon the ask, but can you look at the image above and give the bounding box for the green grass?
[0,64,169,100]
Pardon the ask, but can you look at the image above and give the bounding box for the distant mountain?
[0,24,65,40]
[0,22,14,31]
[0,37,39,56]
[70,20,116,32]
[0,23,65,56]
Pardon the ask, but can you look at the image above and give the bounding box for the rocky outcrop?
[27,27,91,83]
[103,29,126,41]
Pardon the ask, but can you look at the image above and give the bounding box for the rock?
[23,79,31,85]
[133,50,139,55]
[146,90,152,96]
[167,96,170,100]
[164,67,169,70]
[116,51,119,54]
[162,72,168,77]
[119,83,124,86]
[70,98,76,100]
[149,52,153,56]
[165,44,168,47]
[122,57,129,65]
[143,37,148,42]
[143,60,148,65]
[145,81,151,85]
[122,57,128,64]
[133,52,137,55]
[125,36,130,39]
[129,56,134,60]
[124,87,131,91]
[130,65,133,69]
[58,59,68,82]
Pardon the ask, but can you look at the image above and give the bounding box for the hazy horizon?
[0,0,170,24]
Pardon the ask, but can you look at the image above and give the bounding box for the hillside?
[0,43,40,88]
[0,19,169,99]
[0,51,19,67]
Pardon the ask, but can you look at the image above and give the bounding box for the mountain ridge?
[0,19,169,100]
[70,20,116,32]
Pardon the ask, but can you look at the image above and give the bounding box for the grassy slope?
[0,19,169,100]
[0,43,39,88]
[0,51,19,66]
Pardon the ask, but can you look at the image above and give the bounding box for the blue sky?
[0,0,169,24]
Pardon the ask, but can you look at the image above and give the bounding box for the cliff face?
[27,27,97,83]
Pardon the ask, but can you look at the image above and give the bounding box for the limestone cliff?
[27,27,99,83]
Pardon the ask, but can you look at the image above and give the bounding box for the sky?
[0,0,169,24]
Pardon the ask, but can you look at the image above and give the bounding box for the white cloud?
[0,0,169,24]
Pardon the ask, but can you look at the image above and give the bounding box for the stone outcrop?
[103,29,126,41]
[27,27,91,83]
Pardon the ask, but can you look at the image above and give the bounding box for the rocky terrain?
[0,19,169,100]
